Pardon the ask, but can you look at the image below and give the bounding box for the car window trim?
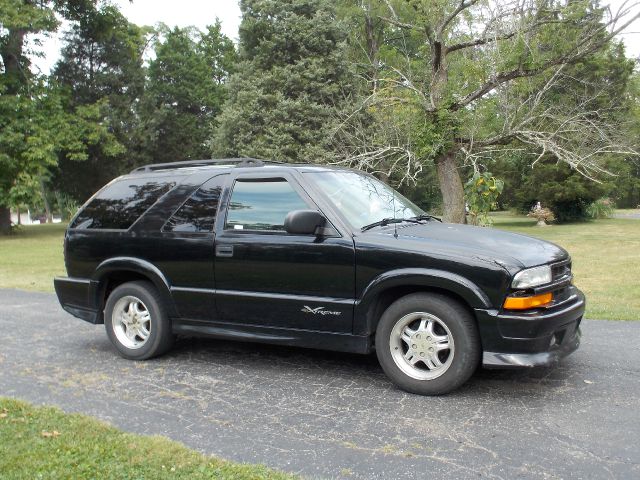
[221,173,318,235]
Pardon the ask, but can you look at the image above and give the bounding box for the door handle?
[216,245,234,257]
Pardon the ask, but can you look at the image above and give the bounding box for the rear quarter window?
[71,178,175,230]
[162,175,226,233]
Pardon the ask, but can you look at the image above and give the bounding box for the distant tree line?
[1,0,640,234]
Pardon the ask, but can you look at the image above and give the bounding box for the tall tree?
[212,0,355,162]
[335,0,640,222]
[52,2,146,202]
[0,0,97,233]
[142,23,236,164]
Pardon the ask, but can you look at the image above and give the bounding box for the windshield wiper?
[411,213,442,223]
[361,217,422,232]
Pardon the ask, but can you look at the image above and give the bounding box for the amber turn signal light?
[503,292,553,310]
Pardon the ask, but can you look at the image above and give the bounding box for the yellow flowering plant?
[464,172,504,226]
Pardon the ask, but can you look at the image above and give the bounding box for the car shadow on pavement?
[157,334,579,399]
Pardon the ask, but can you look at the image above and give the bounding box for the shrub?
[512,161,606,223]
[586,198,614,219]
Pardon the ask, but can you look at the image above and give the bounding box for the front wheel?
[375,293,480,395]
[104,281,174,360]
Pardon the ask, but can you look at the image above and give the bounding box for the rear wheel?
[104,281,174,360]
[375,292,480,395]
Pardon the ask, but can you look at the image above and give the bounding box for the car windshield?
[307,171,425,229]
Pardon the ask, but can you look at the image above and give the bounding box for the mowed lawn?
[0,397,293,480]
[0,223,66,292]
[0,217,638,320]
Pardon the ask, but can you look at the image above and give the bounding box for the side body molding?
[91,257,178,318]
[354,268,492,335]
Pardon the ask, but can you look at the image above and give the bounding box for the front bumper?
[476,287,585,368]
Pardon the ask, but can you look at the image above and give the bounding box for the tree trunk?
[436,150,466,223]
[364,8,380,93]
[17,206,21,225]
[430,41,448,107]
[429,39,464,222]
[0,206,11,234]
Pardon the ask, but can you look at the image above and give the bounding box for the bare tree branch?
[460,69,640,182]
[438,0,480,40]
[451,6,640,111]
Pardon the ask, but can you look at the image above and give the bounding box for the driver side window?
[225,178,309,231]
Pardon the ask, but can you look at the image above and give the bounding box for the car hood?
[359,221,568,270]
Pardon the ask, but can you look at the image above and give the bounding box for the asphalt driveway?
[1,289,639,479]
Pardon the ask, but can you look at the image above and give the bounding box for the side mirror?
[284,210,327,235]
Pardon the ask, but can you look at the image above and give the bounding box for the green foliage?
[0,0,58,90]
[413,110,458,163]
[2,0,240,217]
[52,2,148,202]
[142,24,237,164]
[3,0,640,229]
[52,191,79,221]
[6,173,42,213]
[0,79,117,210]
[490,43,640,217]
[586,198,614,219]
[213,0,355,162]
[397,167,442,213]
[514,161,607,223]
[0,1,101,231]
[332,1,640,222]
[464,172,504,226]
[610,158,640,208]
[609,71,640,208]
[52,6,238,202]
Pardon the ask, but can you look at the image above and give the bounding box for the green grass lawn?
[1,218,638,319]
[0,397,294,480]
[0,223,66,292]
[492,212,640,321]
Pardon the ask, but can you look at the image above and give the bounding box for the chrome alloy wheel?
[389,312,455,380]
[112,296,152,349]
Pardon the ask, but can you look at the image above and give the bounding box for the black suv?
[54,159,584,395]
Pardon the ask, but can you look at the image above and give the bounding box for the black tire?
[375,292,480,395]
[104,281,174,360]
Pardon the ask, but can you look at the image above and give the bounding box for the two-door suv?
[55,159,584,395]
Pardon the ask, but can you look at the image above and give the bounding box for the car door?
[213,171,355,333]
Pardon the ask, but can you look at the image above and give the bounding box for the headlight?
[512,265,552,289]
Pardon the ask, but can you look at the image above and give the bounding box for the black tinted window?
[71,179,174,230]
[163,176,225,233]
[225,179,308,231]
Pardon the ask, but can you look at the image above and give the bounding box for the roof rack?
[129,158,281,174]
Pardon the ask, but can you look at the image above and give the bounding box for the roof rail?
[129,158,281,174]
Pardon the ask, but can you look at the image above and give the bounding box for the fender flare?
[90,257,177,318]
[354,268,491,335]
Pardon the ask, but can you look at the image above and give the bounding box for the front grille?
[547,259,573,308]
[551,260,572,282]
